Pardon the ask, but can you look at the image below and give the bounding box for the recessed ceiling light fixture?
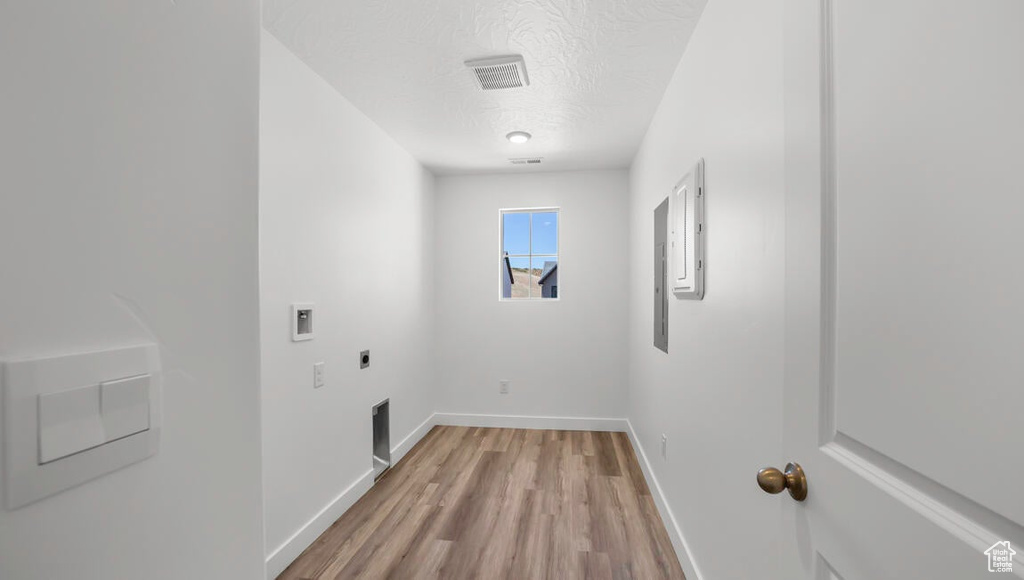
[506,131,531,144]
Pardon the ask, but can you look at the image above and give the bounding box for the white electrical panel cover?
[670,159,706,299]
[2,344,162,509]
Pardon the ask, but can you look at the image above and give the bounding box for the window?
[501,208,558,300]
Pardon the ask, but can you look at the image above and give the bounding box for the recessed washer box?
[291,303,314,341]
[2,344,161,509]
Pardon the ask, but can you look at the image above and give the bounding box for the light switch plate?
[2,344,161,509]
[313,362,325,388]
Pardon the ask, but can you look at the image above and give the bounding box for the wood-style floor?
[278,426,685,580]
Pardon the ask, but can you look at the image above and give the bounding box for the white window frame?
[498,207,560,301]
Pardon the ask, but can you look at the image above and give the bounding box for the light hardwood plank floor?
[278,426,685,580]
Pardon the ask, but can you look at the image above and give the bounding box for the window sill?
[498,298,562,302]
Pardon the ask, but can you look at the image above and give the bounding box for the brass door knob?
[757,462,808,501]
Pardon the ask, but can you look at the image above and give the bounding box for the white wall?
[626,0,785,578]
[0,3,264,579]
[434,170,629,422]
[259,31,436,572]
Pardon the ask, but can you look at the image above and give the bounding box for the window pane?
[533,257,558,299]
[508,256,532,299]
[531,212,558,255]
[502,212,530,255]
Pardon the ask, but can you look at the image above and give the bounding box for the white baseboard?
[625,419,703,580]
[265,468,373,580]
[434,412,627,432]
[390,413,438,465]
[264,413,438,579]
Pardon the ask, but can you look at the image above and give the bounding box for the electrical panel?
[654,197,669,352]
[671,159,706,300]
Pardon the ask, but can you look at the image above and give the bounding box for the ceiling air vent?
[465,55,530,90]
[509,157,543,165]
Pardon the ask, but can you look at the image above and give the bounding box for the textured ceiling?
[264,0,706,174]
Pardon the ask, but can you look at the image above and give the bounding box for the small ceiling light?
[506,131,531,144]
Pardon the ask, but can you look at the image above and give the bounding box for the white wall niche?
[291,303,315,341]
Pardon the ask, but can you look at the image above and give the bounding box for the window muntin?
[501,209,559,300]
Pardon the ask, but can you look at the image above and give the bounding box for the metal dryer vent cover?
[465,55,530,90]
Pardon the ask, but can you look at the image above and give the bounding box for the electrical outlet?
[314,362,325,388]
[661,434,668,459]
[499,380,510,394]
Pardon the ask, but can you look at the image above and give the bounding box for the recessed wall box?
[2,344,162,509]
[292,303,314,341]
[372,399,390,481]
[670,159,706,299]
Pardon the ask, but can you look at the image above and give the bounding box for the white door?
[780,0,1024,579]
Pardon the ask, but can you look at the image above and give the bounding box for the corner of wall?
[624,420,704,580]
[264,413,438,579]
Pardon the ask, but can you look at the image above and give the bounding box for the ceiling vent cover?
[465,55,530,90]
[509,157,543,165]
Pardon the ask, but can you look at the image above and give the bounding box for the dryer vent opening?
[372,399,390,481]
